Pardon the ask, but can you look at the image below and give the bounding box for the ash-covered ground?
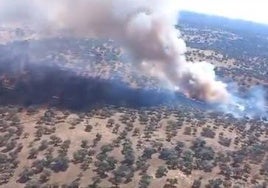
[0,36,213,111]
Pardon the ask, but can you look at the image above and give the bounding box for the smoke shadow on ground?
[0,47,208,111]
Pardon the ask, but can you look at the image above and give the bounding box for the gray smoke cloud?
[0,0,230,103]
[219,86,267,119]
[0,0,267,118]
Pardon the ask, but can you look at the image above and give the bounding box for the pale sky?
[180,0,268,24]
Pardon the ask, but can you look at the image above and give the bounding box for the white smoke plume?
[1,0,266,119]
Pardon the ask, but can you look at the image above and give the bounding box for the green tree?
[139,175,152,188]
[155,166,168,178]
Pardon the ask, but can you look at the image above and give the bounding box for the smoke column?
[0,0,230,103]
[0,0,267,118]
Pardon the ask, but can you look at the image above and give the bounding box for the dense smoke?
[0,0,230,103]
[0,0,266,117]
